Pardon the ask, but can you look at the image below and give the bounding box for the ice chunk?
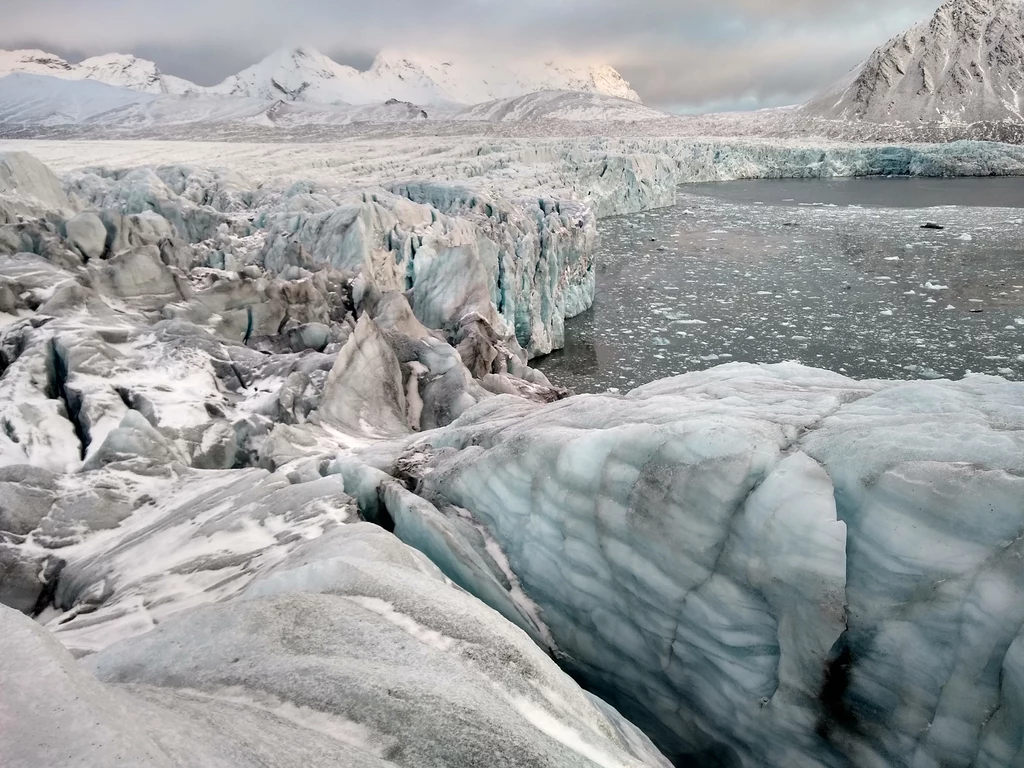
[318,315,410,438]
[369,363,1024,767]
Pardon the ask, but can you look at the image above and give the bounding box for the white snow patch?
[349,596,457,652]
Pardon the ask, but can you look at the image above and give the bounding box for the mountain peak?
[805,0,1024,123]
[212,47,356,103]
[0,49,199,95]
[0,49,75,76]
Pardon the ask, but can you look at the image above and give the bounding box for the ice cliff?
[11,136,1024,222]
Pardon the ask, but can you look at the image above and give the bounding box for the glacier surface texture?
[0,136,1021,768]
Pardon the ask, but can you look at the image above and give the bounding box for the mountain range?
[3,0,1024,132]
[0,47,641,107]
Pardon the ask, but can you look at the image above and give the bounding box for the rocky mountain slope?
[455,90,666,122]
[805,0,1024,123]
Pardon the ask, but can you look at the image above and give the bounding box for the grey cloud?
[0,0,944,110]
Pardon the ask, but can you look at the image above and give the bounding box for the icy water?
[535,178,1024,394]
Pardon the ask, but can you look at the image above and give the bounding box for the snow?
[76,53,203,95]
[348,596,458,652]
[0,74,436,131]
[0,46,643,131]
[0,49,78,79]
[0,49,200,95]
[212,47,642,106]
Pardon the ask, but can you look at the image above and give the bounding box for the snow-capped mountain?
[805,0,1024,123]
[75,54,201,95]
[0,45,641,108]
[0,49,201,95]
[212,47,642,106]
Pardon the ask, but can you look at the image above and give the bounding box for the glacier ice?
[0,150,70,213]
[366,363,1024,767]
[1,136,1023,768]
[1,519,670,768]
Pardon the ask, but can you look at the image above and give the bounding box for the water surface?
[685,176,1024,209]
[536,178,1024,393]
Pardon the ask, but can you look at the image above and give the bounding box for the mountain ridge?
[0,46,641,107]
[805,0,1024,123]
[0,49,199,95]
[211,47,642,106]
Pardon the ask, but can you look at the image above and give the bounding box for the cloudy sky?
[1,0,942,111]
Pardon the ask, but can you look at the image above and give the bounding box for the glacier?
[2,515,671,768]
[0,148,674,768]
[8,135,1024,221]
[0,131,1023,768]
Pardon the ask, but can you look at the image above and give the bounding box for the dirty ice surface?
[536,178,1024,393]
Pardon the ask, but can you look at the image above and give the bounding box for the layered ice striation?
[367,363,1024,767]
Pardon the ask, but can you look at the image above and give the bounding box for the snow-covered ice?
[2,519,671,768]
